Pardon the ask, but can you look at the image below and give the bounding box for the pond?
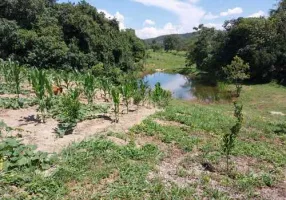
[143,72,231,102]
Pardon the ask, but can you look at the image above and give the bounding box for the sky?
[58,0,278,39]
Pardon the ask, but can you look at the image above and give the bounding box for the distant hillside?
[144,32,198,45]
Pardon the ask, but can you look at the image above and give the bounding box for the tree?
[0,1,146,74]
[222,101,243,173]
[151,40,161,52]
[223,56,250,97]
[163,35,179,52]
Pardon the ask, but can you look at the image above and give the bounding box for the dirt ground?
[0,105,156,153]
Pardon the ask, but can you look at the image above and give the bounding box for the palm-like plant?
[30,69,53,123]
[111,87,120,123]
[83,73,97,104]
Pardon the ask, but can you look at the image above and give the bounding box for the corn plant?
[221,101,243,173]
[9,60,26,99]
[99,77,112,102]
[133,80,149,107]
[83,73,97,104]
[111,87,120,123]
[150,82,172,107]
[61,70,74,89]
[56,89,81,138]
[30,69,53,123]
[0,59,11,84]
[120,81,135,113]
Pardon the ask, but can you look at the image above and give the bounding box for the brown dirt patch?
[0,106,156,153]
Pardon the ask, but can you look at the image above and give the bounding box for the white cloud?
[248,10,266,18]
[204,23,224,30]
[136,22,179,39]
[98,9,126,30]
[204,12,219,20]
[143,19,156,26]
[132,0,205,37]
[220,7,243,16]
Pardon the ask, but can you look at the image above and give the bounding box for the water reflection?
[143,72,231,102]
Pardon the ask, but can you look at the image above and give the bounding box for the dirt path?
[0,106,156,153]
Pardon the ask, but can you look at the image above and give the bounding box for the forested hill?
[144,32,198,45]
[0,0,145,72]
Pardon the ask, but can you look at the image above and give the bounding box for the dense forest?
[187,0,286,84]
[0,0,145,75]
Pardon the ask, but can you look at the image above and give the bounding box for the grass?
[1,78,286,198]
[144,50,187,73]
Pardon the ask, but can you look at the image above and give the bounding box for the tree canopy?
[0,0,145,74]
[187,0,286,84]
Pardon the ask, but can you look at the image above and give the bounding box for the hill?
[144,32,198,45]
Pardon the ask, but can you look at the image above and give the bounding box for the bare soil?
[0,105,156,153]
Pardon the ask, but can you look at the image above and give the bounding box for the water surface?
[143,72,230,102]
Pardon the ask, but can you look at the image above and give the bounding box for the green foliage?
[150,82,172,107]
[223,56,250,97]
[30,69,53,122]
[222,101,244,173]
[163,35,179,52]
[0,59,26,98]
[133,80,150,106]
[98,77,112,102]
[83,72,97,104]
[120,80,135,113]
[187,4,286,84]
[0,138,50,171]
[56,89,81,138]
[0,1,145,73]
[111,87,120,123]
[0,97,37,109]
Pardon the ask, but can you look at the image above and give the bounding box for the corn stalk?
[111,87,120,123]
[30,69,53,123]
[83,73,97,104]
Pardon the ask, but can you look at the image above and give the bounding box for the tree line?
[187,0,286,84]
[0,0,146,76]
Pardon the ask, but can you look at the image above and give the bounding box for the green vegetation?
[1,0,286,199]
[222,102,244,173]
[30,69,53,123]
[223,56,250,97]
[187,1,286,84]
[56,89,81,138]
[144,50,186,72]
[0,0,145,75]
[1,82,285,199]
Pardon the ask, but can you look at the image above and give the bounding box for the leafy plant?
[134,80,150,107]
[30,69,53,123]
[120,80,135,113]
[56,89,81,138]
[61,70,74,90]
[0,138,51,171]
[223,56,250,97]
[83,72,97,104]
[150,82,172,107]
[111,87,120,123]
[8,59,26,99]
[0,97,37,109]
[221,101,244,173]
[98,77,112,102]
